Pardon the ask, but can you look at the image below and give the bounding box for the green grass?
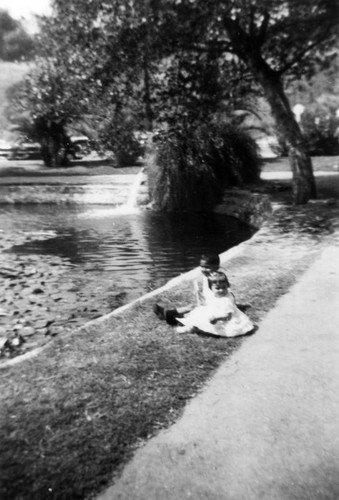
[0,168,338,500]
[262,155,339,172]
[0,291,242,500]
[0,61,30,134]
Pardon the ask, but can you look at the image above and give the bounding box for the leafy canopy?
[11,0,339,165]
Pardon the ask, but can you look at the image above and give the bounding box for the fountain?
[79,167,147,218]
[125,168,146,209]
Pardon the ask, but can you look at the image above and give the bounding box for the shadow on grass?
[0,291,244,500]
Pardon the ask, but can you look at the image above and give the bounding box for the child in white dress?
[153,253,230,324]
[176,271,254,337]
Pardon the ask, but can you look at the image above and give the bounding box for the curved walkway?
[98,244,339,500]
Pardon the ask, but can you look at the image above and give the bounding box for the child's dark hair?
[200,253,220,266]
[208,271,230,289]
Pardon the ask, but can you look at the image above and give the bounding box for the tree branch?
[249,6,256,38]
[257,10,270,48]
[188,40,236,55]
[277,39,324,75]
[222,16,250,60]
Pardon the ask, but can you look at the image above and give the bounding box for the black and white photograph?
[0,1,339,499]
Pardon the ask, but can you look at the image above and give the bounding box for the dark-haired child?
[153,253,230,325]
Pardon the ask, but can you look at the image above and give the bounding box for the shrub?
[147,126,220,211]
[115,134,143,167]
[301,112,339,156]
[147,123,261,211]
[211,125,261,186]
[96,118,144,167]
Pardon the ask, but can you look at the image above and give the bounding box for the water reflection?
[1,205,254,299]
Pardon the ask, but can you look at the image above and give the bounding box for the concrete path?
[98,245,339,500]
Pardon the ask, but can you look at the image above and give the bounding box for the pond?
[0,205,254,358]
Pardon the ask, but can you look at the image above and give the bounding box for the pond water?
[0,205,254,358]
[2,205,253,297]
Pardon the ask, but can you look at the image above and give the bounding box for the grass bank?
[1,169,338,500]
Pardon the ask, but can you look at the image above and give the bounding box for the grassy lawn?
[262,155,339,172]
[261,157,339,199]
[1,292,243,500]
[1,174,338,499]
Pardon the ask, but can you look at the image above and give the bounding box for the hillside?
[0,61,30,136]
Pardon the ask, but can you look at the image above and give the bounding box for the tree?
[149,0,338,203]
[25,0,254,161]
[9,1,153,166]
[17,1,339,195]
[8,9,102,167]
[227,1,338,203]
[0,9,35,61]
[9,58,85,167]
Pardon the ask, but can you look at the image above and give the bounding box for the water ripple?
[1,205,253,298]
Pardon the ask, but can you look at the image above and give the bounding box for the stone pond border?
[0,190,272,369]
[0,184,133,205]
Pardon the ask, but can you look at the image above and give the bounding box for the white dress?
[178,290,254,337]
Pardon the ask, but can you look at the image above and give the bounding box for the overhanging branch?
[222,16,250,60]
[257,10,270,48]
[277,39,325,75]
[189,40,236,55]
[249,6,255,38]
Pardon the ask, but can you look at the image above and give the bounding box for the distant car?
[65,136,91,161]
[6,136,92,163]
[7,141,41,160]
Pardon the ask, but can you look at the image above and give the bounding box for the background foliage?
[0,10,34,62]
[3,0,339,201]
[148,123,261,211]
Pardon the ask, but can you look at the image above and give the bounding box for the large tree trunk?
[41,137,58,168]
[222,17,316,204]
[40,123,69,168]
[41,135,66,168]
[255,64,316,204]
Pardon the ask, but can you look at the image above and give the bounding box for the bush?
[115,133,143,167]
[301,112,339,156]
[97,120,144,167]
[147,123,261,211]
[212,125,262,186]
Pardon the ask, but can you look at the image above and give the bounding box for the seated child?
[176,271,254,337]
[154,253,230,325]
[195,253,230,305]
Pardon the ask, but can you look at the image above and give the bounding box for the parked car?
[7,136,91,162]
[7,140,41,160]
[65,136,91,161]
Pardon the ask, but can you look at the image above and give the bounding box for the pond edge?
[0,189,272,369]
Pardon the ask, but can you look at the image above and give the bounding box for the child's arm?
[208,298,233,323]
[209,313,232,324]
